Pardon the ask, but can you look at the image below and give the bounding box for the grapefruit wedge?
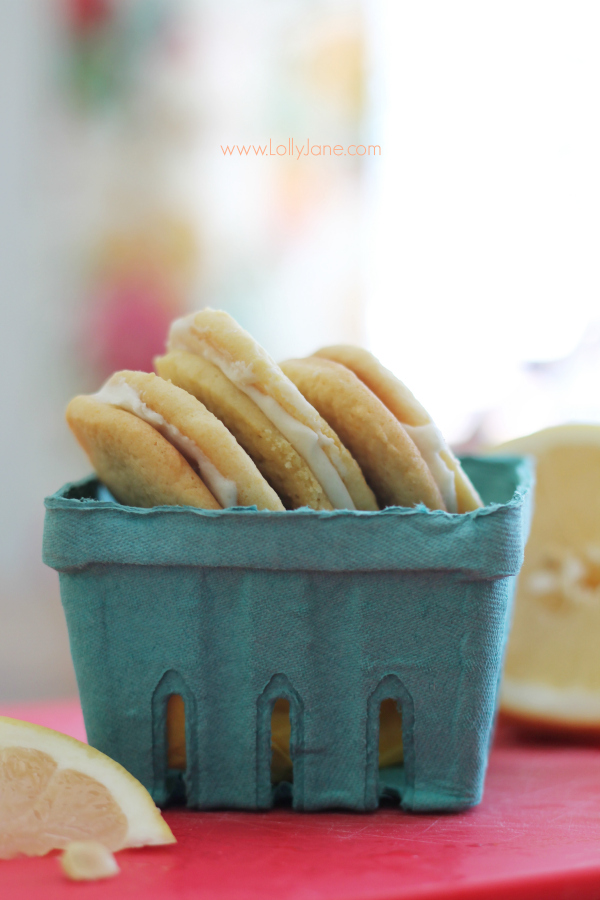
[495,425,600,730]
[0,716,175,859]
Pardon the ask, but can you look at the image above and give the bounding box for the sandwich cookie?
[156,349,334,511]
[313,345,483,513]
[66,370,284,511]
[158,309,378,511]
[280,357,446,511]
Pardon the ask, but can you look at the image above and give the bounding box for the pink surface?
[0,698,87,742]
[3,699,600,899]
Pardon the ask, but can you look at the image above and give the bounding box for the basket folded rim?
[43,455,534,577]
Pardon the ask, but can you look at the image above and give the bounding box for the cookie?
[66,397,220,510]
[280,357,446,511]
[269,697,403,785]
[162,310,378,511]
[313,345,483,513]
[66,370,284,511]
[155,349,334,510]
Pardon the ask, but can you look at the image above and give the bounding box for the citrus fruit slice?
[61,841,120,881]
[494,425,600,730]
[0,716,175,859]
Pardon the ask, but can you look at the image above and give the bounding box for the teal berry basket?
[43,455,533,813]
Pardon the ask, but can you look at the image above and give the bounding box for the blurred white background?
[368,1,600,444]
[1,0,600,701]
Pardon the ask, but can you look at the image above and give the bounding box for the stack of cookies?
[67,309,482,516]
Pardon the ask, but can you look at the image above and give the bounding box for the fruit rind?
[501,677,600,727]
[0,717,175,850]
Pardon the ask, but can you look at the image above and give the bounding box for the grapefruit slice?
[494,425,600,730]
[0,716,175,859]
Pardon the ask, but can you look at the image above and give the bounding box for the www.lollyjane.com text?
[221,139,381,158]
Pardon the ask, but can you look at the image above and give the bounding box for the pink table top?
[2,698,600,899]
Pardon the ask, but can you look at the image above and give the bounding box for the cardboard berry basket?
[43,455,533,813]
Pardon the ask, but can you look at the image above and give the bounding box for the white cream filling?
[168,316,356,509]
[242,385,355,509]
[93,378,238,507]
[404,423,458,513]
